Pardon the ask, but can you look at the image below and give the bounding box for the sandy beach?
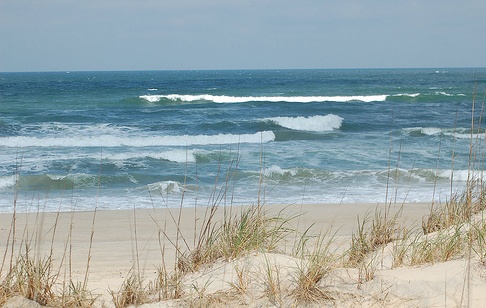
[2,201,485,307]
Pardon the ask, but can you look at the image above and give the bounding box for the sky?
[1,0,485,72]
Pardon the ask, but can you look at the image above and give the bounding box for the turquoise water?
[1,68,485,212]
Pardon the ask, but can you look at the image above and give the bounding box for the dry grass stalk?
[423,181,486,234]
[347,206,403,267]
[393,221,482,267]
[7,248,57,306]
[292,229,335,304]
[59,280,97,308]
[358,256,378,284]
[390,227,415,268]
[151,264,184,301]
[110,269,150,308]
[229,263,251,295]
[471,220,486,265]
[180,204,292,274]
[263,256,283,307]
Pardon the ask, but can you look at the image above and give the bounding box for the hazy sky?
[1,0,485,72]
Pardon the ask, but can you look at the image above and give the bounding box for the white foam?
[263,165,297,177]
[421,127,443,136]
[140,94,388,104]
[103,150,197,163]
[403,127,482,139]
[46,174,68,181]
[26,123,136,137]
[0,176,16,189]
[147,181,181,194]
[392,93,420,97]
[435,91,455,96]
[266,114,343,132]
[437,169,477,181]
[0,131,275,148]
[140,95,164,103]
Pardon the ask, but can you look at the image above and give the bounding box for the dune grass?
[0,214,97,307]
[291,228,336,304]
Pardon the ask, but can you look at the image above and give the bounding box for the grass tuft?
[292,230,335,304]
[180,204,293,273]
[8,248,57,306]
[346,205,403,267]
[263,255,283,307]
[110,269,150,308]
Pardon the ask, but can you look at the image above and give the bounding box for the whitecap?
[421,127,443,136]
[392,93,420,97]
[139,94,388,104]
[0,131,276,148]
[102,150,197,163]
[264,165,297,177]
[0,176,16,189]
[266,114,343,132]
[147,181,181,194]
[46,174,67,181]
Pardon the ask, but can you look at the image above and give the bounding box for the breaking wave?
[403,127,484,139]
[265,114,343,132]
[140,94,388,104]
[0,131,276,148]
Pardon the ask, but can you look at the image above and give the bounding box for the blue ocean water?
[1,68,485,212]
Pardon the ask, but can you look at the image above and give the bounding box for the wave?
[146,180,182,194]
[0,131,275,148]
[403,127,484,139]
[391,93,421,98]
[391,92,466,98]
[9,173,97,191]
[389,92,468,103]
[0,176,16,189]
[9,173,188,192]
[103,149,197,163]
[260,165,474,184]
[18,123,138,137]
[265,114,343,132]
[140,94,388,104]
[140,92,469,105]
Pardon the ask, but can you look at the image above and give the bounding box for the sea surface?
[1,68,486,212]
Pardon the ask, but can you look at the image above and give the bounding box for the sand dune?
[1,202,485,307]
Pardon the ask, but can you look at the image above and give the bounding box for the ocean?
[1,68,485,213]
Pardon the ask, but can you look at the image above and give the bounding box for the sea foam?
[0,131,276,148]
[404,127,483,139]
[140,94,388,104]
[266,114,343,132]
[0,176,16,189]
[101,150,197,163]
[147,180,181,194]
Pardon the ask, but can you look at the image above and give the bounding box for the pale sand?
[1,202,485,307]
